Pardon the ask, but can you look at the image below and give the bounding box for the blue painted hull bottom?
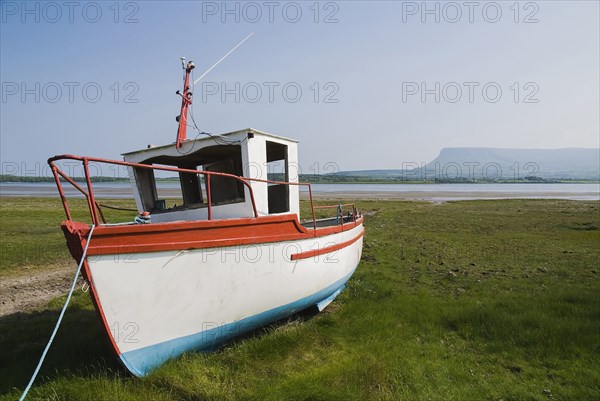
[120,268,356,376]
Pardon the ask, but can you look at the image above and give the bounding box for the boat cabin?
[122,128,299,223]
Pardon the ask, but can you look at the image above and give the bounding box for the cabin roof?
[121,128,298,158]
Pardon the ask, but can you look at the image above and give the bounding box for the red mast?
[175,59,195,148]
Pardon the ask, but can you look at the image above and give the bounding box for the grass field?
[0,198,599,400]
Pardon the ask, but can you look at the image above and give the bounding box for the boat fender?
[134,211,151,224]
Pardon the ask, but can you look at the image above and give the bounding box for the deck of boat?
[301,216,357,229]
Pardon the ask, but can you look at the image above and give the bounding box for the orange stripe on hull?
[290,229,365,261]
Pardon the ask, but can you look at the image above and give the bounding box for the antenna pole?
[175,60,195,148]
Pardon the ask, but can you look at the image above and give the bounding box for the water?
[302,183,600,201]
[1,182,598,201]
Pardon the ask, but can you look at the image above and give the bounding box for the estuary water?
[1,182,598,202]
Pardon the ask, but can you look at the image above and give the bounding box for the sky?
[1,0,599,176]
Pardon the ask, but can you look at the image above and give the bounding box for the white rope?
[19,224,96,401]
[193,32,254,85]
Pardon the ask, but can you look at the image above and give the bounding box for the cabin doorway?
[266,141,289,214]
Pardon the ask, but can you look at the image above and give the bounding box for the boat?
[48,60,364,377]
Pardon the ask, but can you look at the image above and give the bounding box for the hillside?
[334,148,600,180]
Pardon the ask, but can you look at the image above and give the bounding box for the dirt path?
[0,266,84,317]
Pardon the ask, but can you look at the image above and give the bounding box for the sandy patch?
[0,265,83,317]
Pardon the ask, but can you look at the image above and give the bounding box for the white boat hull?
[86,224,364,376]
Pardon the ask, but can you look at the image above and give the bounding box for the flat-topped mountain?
[333,148,600,180]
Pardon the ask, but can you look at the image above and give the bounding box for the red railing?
[47,154,356,231]
[49,154,261,226]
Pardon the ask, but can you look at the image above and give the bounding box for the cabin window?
[179,170,203,205]
[133,145,245,214]
[133,165,185,211]
[203,159,245,204]
[266,141,289,214]
[133,166,159,211]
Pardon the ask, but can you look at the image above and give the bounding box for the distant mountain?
[334,148,600,180]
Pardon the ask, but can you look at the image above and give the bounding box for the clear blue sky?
[1,1,598,175]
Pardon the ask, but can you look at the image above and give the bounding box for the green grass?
[1,198,599,400]
[0,198,138,276]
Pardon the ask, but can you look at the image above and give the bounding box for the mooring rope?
[97,203,139,212]
[19,224,96,401]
